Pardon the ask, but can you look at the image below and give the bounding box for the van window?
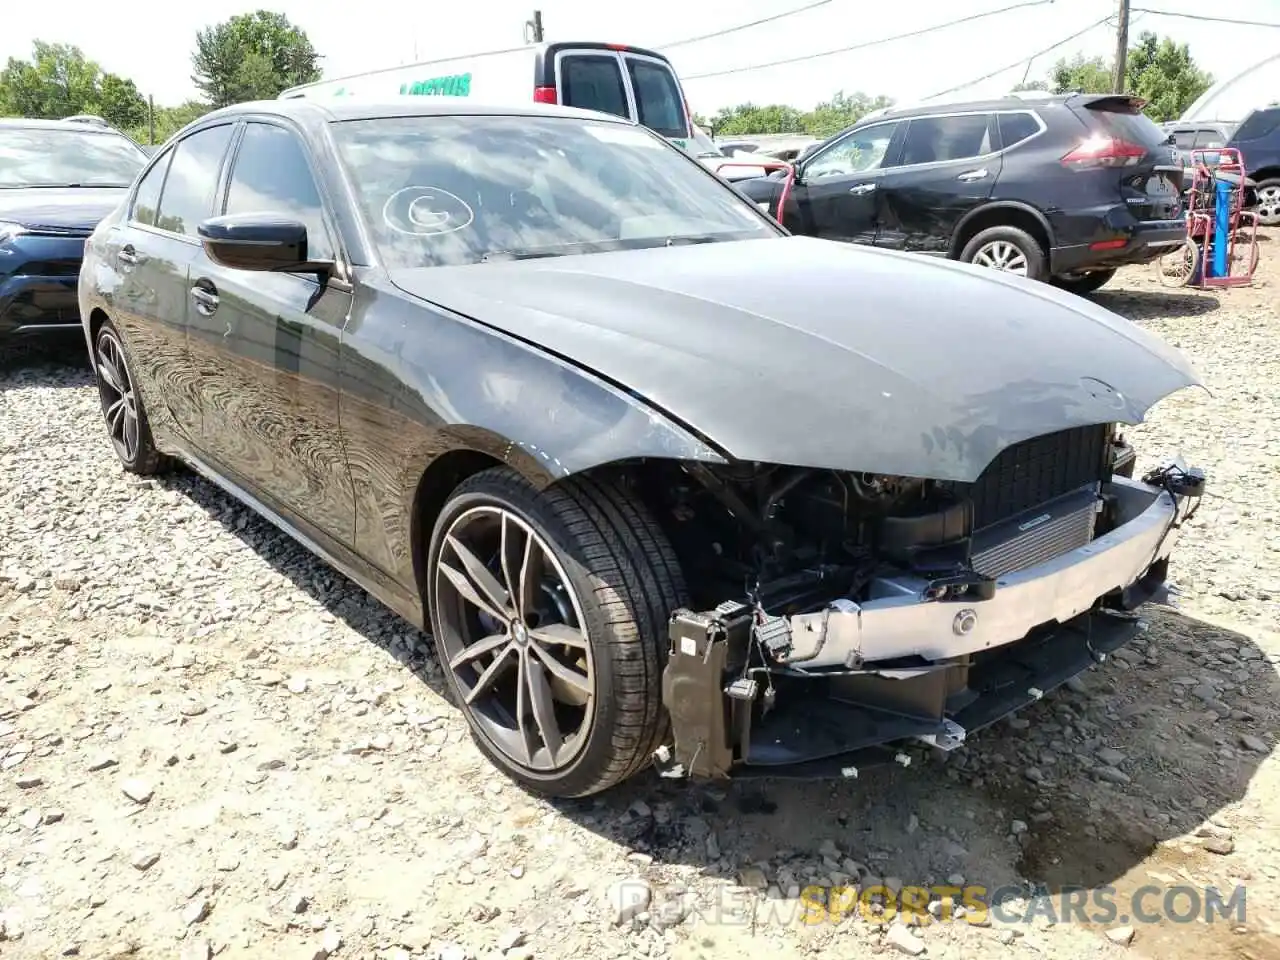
[560,55,628,120]
[625,58,688,139]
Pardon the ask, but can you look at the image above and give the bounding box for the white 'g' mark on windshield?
[381,185,475,236]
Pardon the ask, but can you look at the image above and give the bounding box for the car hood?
[389,236,1202,482]
[0,187,127,232]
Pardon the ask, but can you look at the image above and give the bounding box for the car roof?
[866,94,1076,121]
[199,97,636,127]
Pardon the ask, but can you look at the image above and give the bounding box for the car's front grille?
[968,424,1112,530]
[970,486,1100,578]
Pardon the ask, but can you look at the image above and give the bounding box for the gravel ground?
[2,235,1279,960]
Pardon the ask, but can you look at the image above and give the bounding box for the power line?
[655,0,834,50]
[922,15,1114,100]
[680,0,1060,81]
[1131,7,1280,28]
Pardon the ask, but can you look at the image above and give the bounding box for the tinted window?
[154,124,234,237]
[132,151,172,227]
[560,55,628,120]
[330,114,777,269]
[1231,108,1280,142]
[626,57,687,139]
[900,114,992,165]
[998,112,1041,149]
[1172,129,1197,150]
[224,122,334,260]
[0,127,147,188]
[805,122,899,178]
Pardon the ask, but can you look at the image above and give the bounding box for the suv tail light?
[1061,133,1147,169]
[533,85,557,104]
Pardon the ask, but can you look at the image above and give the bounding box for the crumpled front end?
[652,427,1206,782]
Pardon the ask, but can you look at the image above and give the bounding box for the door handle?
[848,183,877,195]
[190,285,219,315]
[117,246,139,266]
[957,168,989,181]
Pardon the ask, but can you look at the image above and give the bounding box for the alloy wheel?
[971,240,1029,275]
[95,330,140,463]
[1256,184,1280,224]
[434,505,595,773]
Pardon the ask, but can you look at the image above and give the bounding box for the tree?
[703,90,893,138]
[192,10,322,108]
[0,41,146,128]
[1040,31,1211,122]
[124,100,211,146]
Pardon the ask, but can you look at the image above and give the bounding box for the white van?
[278,41,696,149]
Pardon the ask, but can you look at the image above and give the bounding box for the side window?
[560,55,628,120]
[900,114,993,165]
[131,150,172,227]
[154,124,235,237]
[625,58,686,139]
[804,122,900,179]
[998,112,1041,149]
[224,122,335,261]
[1172,129,1197,150]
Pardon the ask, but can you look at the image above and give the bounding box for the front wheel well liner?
[951,203,1053,261]
[410,448,505,617]
[88,307,111,345]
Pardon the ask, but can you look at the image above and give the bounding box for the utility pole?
[1112,0,1130,93]
[525,9,544,43]
[148,94,155,146]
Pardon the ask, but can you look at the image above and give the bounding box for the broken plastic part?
[841,766,859,778]
[894,752,911,767]
[916,718,966,751]
[1028,687,1044,700]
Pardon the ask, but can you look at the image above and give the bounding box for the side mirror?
[197,213,332,274]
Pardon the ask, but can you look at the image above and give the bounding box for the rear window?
[1231,108,1280,142]
[625,57,688,139]
[1085,102,1170,148]
[560,55,628,120]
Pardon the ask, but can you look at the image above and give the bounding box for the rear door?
[551,45,691,144]
[874,111,1001,253]
[1068,95,1183,223]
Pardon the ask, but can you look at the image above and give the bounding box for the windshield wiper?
[664,235,723,246]
[479,250,567,262]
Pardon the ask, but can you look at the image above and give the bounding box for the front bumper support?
[654,469,1201,782]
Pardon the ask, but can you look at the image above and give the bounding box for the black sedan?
[1,118,149,338]
[80,98,1207,798]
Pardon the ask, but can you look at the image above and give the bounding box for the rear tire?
[959,225,1048,282]
[1252,177,1280,226]
[92,319,170,475]
[1051,268,1117,295]
[426,466,687,798]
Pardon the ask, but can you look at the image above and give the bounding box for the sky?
[3,0,1278,116]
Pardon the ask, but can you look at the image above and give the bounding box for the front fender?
[339,279,727,592]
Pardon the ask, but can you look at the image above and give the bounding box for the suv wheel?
[1254,178,1280,226]
[960,226,1047,281]
[426,466,687,798]
[1051,268,1117,295]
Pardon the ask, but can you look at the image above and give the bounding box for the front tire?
[1051,268,1117,295]
[426,467,687,798]
[960,225,1048,281]
[93,320,169,475]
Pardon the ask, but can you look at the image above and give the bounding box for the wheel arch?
[950,201,1054,260]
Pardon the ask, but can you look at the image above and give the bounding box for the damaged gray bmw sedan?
[79,98,1207,798]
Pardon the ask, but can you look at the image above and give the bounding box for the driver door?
[792,120,904,244]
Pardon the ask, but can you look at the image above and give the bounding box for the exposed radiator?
[970,485,1100,578]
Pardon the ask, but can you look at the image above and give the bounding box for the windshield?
[0,127,148,188]
[330,114,779,269]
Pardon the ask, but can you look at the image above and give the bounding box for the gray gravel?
[2,242,1279,960]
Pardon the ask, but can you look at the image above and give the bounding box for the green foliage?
[191,10,322,108]
[1041,31,1212,123]
[703,89,893,137]
[124,100,211,146]
[0,41,147,128]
